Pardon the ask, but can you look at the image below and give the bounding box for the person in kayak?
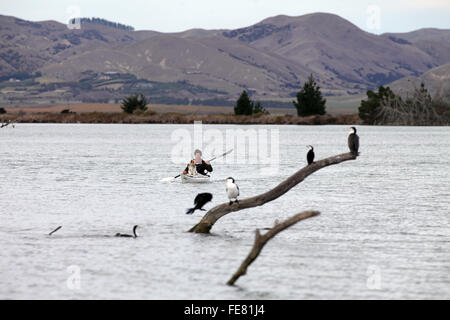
[183,149,213,176]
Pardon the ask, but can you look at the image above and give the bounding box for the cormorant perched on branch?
[226,177,240,205]
[307,145,315,165]
[348,127,359,155]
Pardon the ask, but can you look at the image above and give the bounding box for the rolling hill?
[388,62,450,99]
[1,13,449,107]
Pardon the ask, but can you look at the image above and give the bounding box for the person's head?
[194,149,202,160]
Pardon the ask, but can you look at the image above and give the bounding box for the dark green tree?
[0,107,6,114]
[293,74,326,116]
[253,101,269,115]
[358,86,396,124]
[121,93,148,114]
[234,90,254,115]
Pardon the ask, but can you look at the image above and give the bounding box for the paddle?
[208,149,234,161]
[161,149,233,182]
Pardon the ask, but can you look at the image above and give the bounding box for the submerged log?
[227,210,320,285]
[189,152,357,233]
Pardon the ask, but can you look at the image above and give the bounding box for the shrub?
[253,101,269,115]
[121,93,148,114]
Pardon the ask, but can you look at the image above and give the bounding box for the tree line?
[119,74,447,125]
[77,18,134,31]
[234,74,326,116]
[121,74,326,116]
[358,82,447,125]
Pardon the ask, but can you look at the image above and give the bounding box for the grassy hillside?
[1,13,449,106]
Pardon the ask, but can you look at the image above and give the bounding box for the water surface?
[0,124,449,299]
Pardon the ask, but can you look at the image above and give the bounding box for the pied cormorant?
[226,177,240,205]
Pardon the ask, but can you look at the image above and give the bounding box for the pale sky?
[1,0,449,34]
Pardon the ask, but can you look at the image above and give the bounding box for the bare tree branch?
[227,210,320,286]
[189,152,357,234]
[377,84,442,125]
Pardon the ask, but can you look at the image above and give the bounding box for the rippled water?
[0,124,449,299]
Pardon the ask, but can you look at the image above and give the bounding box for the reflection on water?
[0,124,449,299]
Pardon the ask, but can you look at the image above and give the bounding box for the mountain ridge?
[1,13,449,106]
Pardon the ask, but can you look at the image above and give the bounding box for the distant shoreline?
[0,112,361,125]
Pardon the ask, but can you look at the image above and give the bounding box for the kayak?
[180,174,211,184]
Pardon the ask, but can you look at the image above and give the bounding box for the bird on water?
[226,177,240,205]
[115,225,139,238]
[186,192,213,214]
[307,145,315,165]
[348,127,359,155]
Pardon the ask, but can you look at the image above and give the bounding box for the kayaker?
[183,149,213,176]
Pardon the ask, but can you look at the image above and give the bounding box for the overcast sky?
[1,0,449,34]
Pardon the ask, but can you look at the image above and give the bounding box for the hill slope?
[1,13,449,105]
[388,63,450,100]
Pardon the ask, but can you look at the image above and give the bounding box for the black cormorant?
[115,225,139,238]
[307,145,315,165]
[186,193,213,214]
[348,127,359,155]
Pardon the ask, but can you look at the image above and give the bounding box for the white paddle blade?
[209,148,233,162]
[161,177,175,182]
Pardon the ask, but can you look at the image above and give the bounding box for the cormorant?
[226,177,240,205]
[348,127,359,155]
[307,145,315,165]
[115,225,139,238]
[186,193,213,214]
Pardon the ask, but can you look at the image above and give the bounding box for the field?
[3,94,364,115]
[5,103,235,115]
[0,111,360,125]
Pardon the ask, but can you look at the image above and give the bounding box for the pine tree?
[293,74,326,116]
[234,90,254,115]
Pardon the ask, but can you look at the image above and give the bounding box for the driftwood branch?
[227,210,320,285]
[189,152,357,233]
